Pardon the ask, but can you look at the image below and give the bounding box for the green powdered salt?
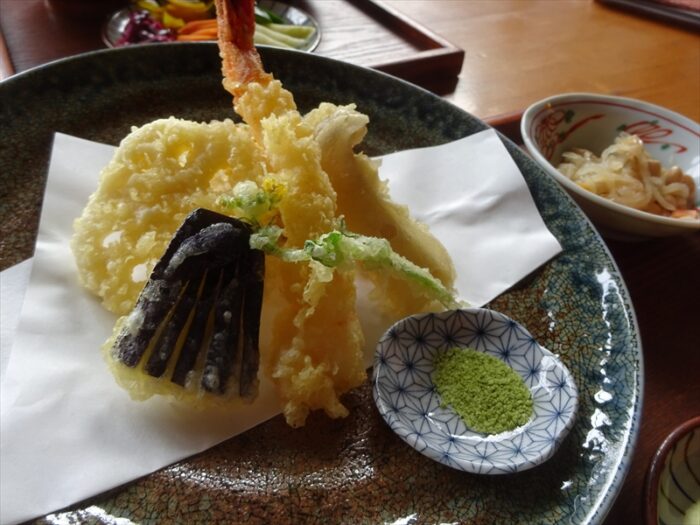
[433,347,533,435]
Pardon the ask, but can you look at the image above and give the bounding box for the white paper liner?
[0,129,561,524]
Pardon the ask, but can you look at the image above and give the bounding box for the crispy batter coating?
[72,118,264,316]
[72,85,454,427]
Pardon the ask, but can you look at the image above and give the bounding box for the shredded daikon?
[557,133,698,220]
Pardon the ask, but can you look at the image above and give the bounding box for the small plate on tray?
[0,43,642,524]
[102,0,321,51]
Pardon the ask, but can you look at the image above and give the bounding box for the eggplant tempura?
[71,0,458,427]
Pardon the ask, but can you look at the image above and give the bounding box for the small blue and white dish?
[372,308,578,475]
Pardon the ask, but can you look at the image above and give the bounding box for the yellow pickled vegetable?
[165,0,213,21]
[162,11,185,29]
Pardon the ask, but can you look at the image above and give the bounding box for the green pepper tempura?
[219,180,461,310]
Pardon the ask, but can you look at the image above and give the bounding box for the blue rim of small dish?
[373,308,579,474]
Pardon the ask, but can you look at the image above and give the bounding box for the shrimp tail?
[215,0,272,97]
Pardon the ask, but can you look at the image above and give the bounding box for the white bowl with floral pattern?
[521,93,700,240]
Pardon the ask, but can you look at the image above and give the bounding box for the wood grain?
[603,235,700,525]
[384,0,700,123]
[0,0,463,87]
[303,0,465,84]
[0,0,106,74]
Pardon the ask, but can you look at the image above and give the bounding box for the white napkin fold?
[0,259,32,385]
[0,129,561,525]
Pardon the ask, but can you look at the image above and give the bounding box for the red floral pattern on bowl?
[521,93,700,240]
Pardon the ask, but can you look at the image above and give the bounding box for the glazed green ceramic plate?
[0,43,642,524]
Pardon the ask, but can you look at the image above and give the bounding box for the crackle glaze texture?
[0,44,642,525]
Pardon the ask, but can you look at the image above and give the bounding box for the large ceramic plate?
[0,43,642,524]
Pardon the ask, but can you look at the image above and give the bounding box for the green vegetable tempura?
[433,348,533,435]
[219,180,461,310]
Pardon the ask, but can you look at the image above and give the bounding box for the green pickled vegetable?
[251,4,315,49]
[254,4,285,24]
[255,23,308,49]
[266,23,315,39]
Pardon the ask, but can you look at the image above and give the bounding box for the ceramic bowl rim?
[520,92,700,232]
[644,415,700,525]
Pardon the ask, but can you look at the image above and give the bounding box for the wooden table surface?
[1,1,699,524]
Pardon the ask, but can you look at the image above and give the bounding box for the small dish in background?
[645,416,700,525]
[102,0,321,51]
[372,308,578,475]
[521,92,700,241]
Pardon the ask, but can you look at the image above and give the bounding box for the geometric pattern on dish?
[373,308,579,474]
[657,424,700,525]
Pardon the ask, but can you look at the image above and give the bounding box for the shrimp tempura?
[72,0,457,428]
[215,0,457,425]
[216,0,366,426]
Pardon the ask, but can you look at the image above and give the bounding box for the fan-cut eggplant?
[110,208,265,401]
